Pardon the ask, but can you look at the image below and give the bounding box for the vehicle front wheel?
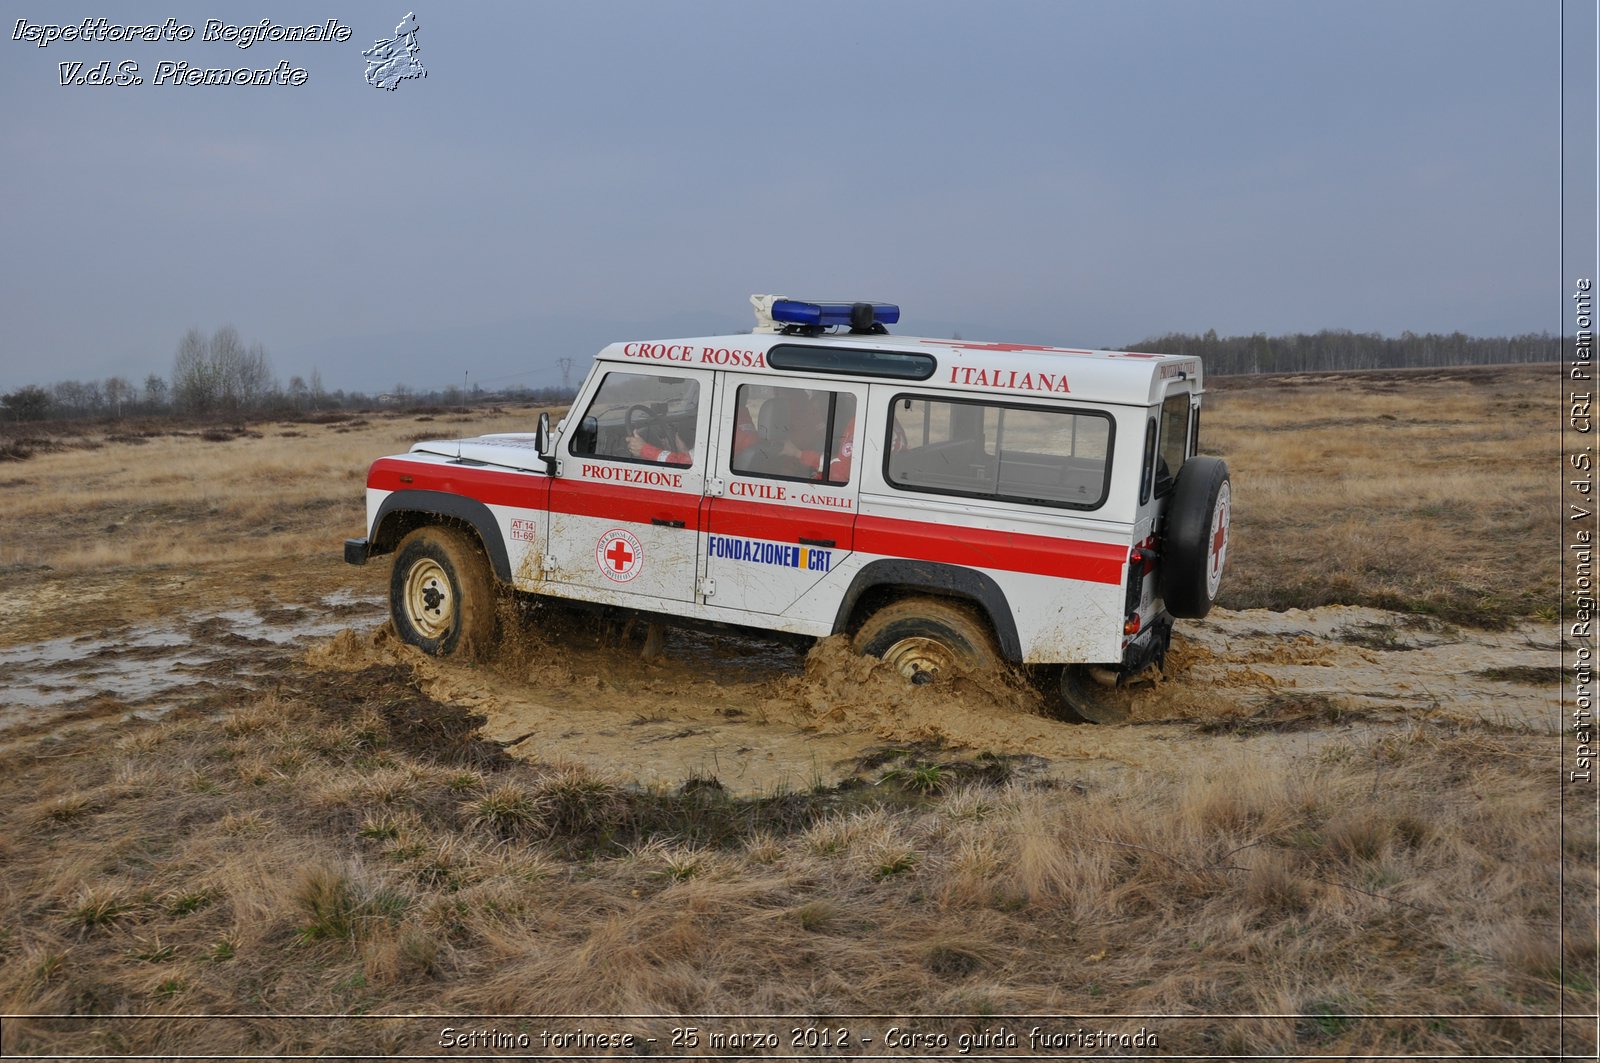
[389,525,497,658]
[852,597,1000,684]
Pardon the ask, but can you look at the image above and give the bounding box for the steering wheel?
[624,403,671,446]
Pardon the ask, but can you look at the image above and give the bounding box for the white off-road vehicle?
[344,297,1230,722]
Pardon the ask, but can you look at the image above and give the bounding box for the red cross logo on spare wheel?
[1207,488,1231,592]
[597,529,643,583]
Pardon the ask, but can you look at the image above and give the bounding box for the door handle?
[799,537,836,548]
[651,518,687,528]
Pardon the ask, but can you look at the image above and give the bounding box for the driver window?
[569,372,700,467]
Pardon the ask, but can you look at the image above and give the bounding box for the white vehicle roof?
[594,329,1201,408]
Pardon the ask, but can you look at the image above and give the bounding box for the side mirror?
[535,411,558,475]
[574,415,599,456]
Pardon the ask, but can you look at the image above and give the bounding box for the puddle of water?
[322,589,384,608]
[0,603,384,729]
[651,627,807,683]
[0,635,118,670]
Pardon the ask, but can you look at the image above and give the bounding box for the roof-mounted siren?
[750,294,900,336]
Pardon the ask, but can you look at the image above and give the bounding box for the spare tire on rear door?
[1159,456,1231,619]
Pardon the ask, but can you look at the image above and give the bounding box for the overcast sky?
[0,1,1574,394]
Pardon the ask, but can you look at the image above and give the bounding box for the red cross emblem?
[1207,490,1231,592]
[596,529,643,583]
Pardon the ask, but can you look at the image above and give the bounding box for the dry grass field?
[1204,363,1557,625]
[0,363,1589,1060]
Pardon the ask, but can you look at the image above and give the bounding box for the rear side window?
[887,396,1113,509]
[1154,393,1191,496]
[730,384,857,485]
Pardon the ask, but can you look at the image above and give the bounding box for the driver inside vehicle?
[627,420,693,464]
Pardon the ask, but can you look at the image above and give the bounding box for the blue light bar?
[770,300,901,329]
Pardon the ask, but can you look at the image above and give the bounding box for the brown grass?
[1207,362,1557,625]
[0,674,1587,1057]
[0,406,553,577]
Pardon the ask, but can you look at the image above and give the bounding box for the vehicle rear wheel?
[1057,664,1139,724]
[390,525,497,658]
[852,597,1000,684]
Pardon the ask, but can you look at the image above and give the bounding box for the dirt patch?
[1168,606,1561,732]
[284,600,1565,796]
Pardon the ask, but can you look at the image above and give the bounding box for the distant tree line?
[1123,328,1559,375]
[5,324,1558,423]
[0,324,576,423]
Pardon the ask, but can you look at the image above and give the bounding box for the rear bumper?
[343,537,369,566]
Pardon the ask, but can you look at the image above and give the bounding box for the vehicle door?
[547,366,713,603]
[701,376,866,615]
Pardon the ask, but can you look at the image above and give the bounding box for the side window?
[1154,393,1190,497]
[729,384,858,485]
[1140,417,1158,505]
[569,372,699,467]
[889,396,1113,509]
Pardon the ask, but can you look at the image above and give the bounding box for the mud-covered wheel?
[390,525,497,658]
[1057,665,1138,724]
[1160,456,1231,620]
[852,597,1000,684]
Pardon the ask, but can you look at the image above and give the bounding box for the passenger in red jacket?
[786,410,905,483]
[628,401,758,465]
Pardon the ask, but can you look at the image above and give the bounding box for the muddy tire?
[1160,456,1231,620]
[852,597,1000,684]
[1057,665,1137,724]
[390,525,497,658]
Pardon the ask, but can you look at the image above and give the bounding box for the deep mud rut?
[1,562,1563,793]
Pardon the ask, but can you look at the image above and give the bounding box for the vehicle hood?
[409,433,547,472]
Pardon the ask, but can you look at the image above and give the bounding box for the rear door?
[1143,385,1201,610]
[547,367,713,603]
[701,376,865,615]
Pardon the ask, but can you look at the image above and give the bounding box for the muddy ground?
[0,552,1561,793]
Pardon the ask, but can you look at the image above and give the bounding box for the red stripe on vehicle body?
[550,477,703,528]
[374,459,1125,585]
[370,458,540,508]
[706,498,856,549]
[854,514,1125,584]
